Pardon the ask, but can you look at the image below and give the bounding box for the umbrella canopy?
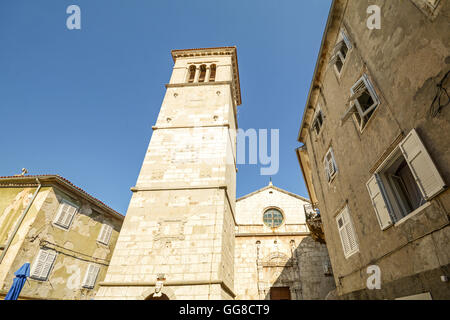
[4,263,30,300]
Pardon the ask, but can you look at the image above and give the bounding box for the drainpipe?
[0,178,42,264]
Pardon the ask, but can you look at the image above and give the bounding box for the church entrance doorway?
[270,287,291,300]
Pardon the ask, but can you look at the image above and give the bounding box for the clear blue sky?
[0,0,331,214]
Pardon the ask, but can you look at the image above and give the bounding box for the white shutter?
[336,207,359,258]
[341,31,352,49]
[399,129,446,200]
[98,224,112,245]
[54,201,78,229]
[366,175,394,230]
[31,249,57,280]
[31,250,47,279]
[83,264,100,289]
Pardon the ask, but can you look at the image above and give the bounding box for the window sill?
[394,202,431,227]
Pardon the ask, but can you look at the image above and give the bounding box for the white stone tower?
[96,47,241,300]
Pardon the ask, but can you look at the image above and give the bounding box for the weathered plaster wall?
[0,186,122,300]
[302,0,450,299]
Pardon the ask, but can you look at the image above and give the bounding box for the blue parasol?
[4,263,30,300]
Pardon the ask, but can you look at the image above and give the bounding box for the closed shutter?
[54,201,78,229]
[98,224,112,245]
[336,207,359,258]
[399,129,446,200]
[366,174,394,230]
[83,264,100,289]
[31,249,57,280]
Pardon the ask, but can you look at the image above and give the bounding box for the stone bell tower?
[96,47,241,300]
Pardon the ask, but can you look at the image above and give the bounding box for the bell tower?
[96,47,241,300]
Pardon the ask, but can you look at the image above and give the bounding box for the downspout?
[0,178,42,264]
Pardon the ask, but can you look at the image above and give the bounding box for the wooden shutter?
[336,207,359,258]
[54,201,78,229]
[31,249,57,280]
[399,129,446,200]
[98,224,112,245]
[83,264,100,289]
[366,174,394,230]
[341,31,352,49]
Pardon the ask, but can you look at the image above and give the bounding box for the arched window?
[187,65,196,83]
[263,208,284,228]
[209,64,216,82]
[198,64,207,83]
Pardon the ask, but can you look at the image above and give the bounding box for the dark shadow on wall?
[263,236,336,300]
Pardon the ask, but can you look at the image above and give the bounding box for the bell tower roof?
[171,46,242,106]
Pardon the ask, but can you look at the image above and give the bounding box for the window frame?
[349,74,380,132]
[82,263,100,289]
[366,129,446,230]
[262,207,285,229]
[30,248,57,281]
[331,29,352,77]
[52,199,79,231]
[324,148,338,183]
[312,104,324,136]
[97,223,113,246]
[336,206,359,259]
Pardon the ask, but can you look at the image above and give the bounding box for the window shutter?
[399,129,446,200]
[98,224,112,245]
[343,209,358,253]
[54,204,67,226]
[324,158,330,182]
[341,31,352,49]
[31,250,47,279]
[54,201,78,229]
[337,207,358,258]
[31,249,57,280]
[83,264,100,289]
[366,174,394,230]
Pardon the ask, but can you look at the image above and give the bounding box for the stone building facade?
[96,47,241,300]
[296,0,450,299]
[0,175,123,300]
[234,182,335,300]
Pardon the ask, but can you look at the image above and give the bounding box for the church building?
[95,47,334,300]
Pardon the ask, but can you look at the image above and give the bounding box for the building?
[234,181,335,300]
[0,175,123,300]
[96,47,241,300]
[296,0,450,299]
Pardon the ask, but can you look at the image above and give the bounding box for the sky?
[0,0,332,215]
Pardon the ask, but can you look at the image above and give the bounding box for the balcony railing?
[304,203,325,244]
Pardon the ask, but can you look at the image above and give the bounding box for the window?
[209,64,216,82]
[263,208,284,228]
[323,148,338,182]
[97,223,113,245]
[330,30,352,75]
[336,206,359,258]
[312,105,324,135]
[342,74,380,132]
[198,64,207,83]
[187,65,196,83]
[82,264,100,289]
[53,200,78,230]
[366,129,446,230]
[30,249,57,281]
